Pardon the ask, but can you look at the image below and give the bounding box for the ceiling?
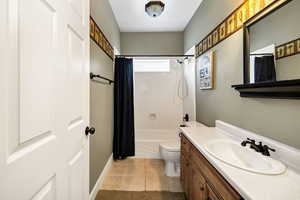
[109,0,204,32]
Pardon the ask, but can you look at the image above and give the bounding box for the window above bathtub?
[133,59,170,72]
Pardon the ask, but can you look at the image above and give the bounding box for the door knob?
[85,127,95,136]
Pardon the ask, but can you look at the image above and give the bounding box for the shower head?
[176,59,184,64]
[176,56,189,65]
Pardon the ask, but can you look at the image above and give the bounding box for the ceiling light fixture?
[145,1,165,18]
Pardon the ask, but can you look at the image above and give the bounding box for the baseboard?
[89,154,113,200]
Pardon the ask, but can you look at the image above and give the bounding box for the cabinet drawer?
[181,156,190,196]
[190,145,241,200]
[190,162,207,200]
[207,184,221,200]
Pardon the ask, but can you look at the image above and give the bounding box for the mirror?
[245,0,300,84]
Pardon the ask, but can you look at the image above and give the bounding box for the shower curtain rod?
[115,54,194,58]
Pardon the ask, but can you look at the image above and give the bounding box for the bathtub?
[135,129,181,159]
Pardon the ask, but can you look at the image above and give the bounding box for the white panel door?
[0,0,90,199]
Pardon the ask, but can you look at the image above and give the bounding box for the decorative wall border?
[276,38,300,60]
[195,0,279,58]
[90,17,114,60]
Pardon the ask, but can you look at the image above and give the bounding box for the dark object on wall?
[85,126,95,136]
[254,56,276,83]
[183,114,189,122]
[113,58,135,160]
[115,55,194,58]
[90,72,114,85]
[90,17,114,60]
[232,79,300,99]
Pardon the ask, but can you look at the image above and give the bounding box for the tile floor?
[100,158,183,192]
[96,191,185,200]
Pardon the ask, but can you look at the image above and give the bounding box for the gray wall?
[91,0,120,51]
[184,0,300,149]
[90,0,120,192]
[121,32,184,55]
[184,0,243,52]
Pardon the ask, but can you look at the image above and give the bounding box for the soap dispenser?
[180,114,189,127]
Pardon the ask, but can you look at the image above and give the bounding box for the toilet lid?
[160,141,180,152]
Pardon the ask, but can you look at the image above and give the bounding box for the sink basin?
[204,140,286,175]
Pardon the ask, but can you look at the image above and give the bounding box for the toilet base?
[164,161,180,177]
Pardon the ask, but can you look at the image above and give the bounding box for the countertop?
[180,122,300,200]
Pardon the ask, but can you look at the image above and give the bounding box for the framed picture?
[197,51,215,90]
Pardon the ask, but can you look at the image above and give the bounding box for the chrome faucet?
[241,138,276,156]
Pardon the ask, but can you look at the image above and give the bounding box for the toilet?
[159,141,181,177]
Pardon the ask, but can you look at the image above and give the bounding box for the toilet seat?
[160,142,180,152]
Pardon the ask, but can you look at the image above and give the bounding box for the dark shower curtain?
[113,58,135,160]
[254,55,276,83]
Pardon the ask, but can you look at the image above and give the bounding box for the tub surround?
[134,59,184,159]
[135,129,180,159]
[180,121,300,200]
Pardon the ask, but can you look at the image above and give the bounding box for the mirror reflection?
[248,0,300,84]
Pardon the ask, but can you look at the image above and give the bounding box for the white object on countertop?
[215,120,300,171]
[204,139,286,175]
